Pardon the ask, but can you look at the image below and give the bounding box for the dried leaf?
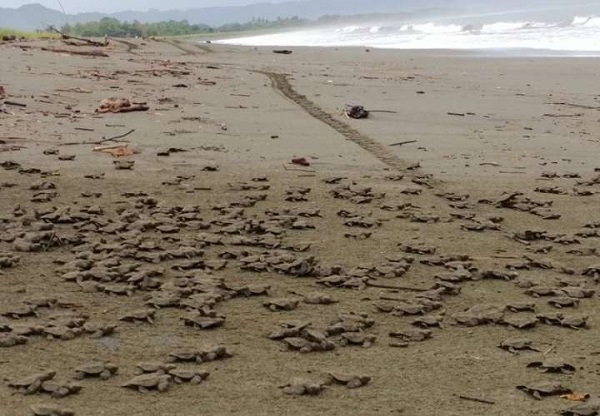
[561,393,590,402]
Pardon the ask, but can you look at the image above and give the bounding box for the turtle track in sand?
[258,70,408,171]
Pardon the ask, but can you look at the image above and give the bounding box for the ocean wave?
[217,16,600,53]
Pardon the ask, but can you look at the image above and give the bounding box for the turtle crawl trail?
[259,71,408,171]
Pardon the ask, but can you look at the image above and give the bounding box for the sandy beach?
[1,36,599,416]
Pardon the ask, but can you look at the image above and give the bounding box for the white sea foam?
[216,15,600,53]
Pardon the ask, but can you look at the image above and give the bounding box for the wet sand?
[1,37,599,416]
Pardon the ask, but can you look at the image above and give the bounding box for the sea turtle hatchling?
[119,309,155,324]
[560,402,600,416]
[262,298,299,312]
[38,380,81,398]
[136,362,176,374]
[498,338,539,354]
[548,297,580,309]
[411,315,444,328]
[121,372,171,393]
[302,292,338,305]
[517,381,571,400]
[527,358,576,374]
[280,379,325,396]
[9,371,56,395]
[167,369,210,384]
[74,361,119,380]
[30,404,75,416]
[339,332,376,348]
[560,314,589,329]
[324,372,371,389]
[389,328,432,343]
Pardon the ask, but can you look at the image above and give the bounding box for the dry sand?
[0,37,599,416]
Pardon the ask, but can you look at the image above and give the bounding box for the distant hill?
[0,1,595,31]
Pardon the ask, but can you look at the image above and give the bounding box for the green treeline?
[59,16,308,37]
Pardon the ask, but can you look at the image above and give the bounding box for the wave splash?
[217,15,600,52]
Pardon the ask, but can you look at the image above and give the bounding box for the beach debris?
[291,157,310,167]
[96,98,149,114]
[344,105,369,119]
[273,49,293,55]
[40,47,109,57]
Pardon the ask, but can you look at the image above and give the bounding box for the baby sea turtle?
[9,371,56,395]
[411,315,444,328]
[561,314,589,329]
[282,337,335,353]
[119,309,155,324]
[38,380,81,398]
[339,332,376,348]
[560,402,600,416]
[548,297,580,309]
[536,312,564,325]
[389,328,432,343]
[136,362,176,374]
[501,314,538,329]
[121,372,171,393]
[167,350,198,363]
[527,358,576,374]
[506,302,536,313]
[262,298,299,312]
[280,379,325,396]
[324,372,371,389]
[525,285,557,298]
[557,287,595,299]
[0,333,28,348]
[302,292,338,305]
[516,381,571,400]
[168,369,210,384]
[498,337,538,354]
[30,405,75,416]
[74,361,118,380]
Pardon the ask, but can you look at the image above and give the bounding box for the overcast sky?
[3,1,300,13]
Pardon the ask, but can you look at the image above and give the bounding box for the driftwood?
[273,49,293,55]
[390,140,417,147]
[50,27,108,47]
[41,47,109,58]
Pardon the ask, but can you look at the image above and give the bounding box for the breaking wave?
[217,15,600,53]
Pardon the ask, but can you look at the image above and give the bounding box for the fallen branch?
[4,101,26,107]
[458,395,495,405]
[105,129,135,142]
[390,140,417,147]
[41,47,109,58]
[546,102,600,110]
[50,27,108,47]
[543,113,583,118]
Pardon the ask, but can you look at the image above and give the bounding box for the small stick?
[104,129,135,142]
[543,345,555,356]
[75,127,95,132]
[369,110,398,114]
[390,140,417,147]
[458,395,495,405]
[4,101,27,107]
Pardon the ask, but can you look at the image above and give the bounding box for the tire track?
[257,70,408,170]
